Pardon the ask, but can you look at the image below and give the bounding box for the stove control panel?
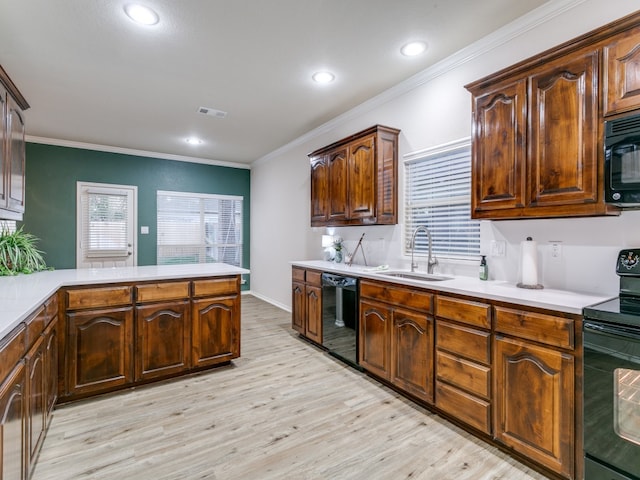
[617,249,640,276]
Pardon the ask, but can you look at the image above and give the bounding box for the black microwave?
[605,112,640,207]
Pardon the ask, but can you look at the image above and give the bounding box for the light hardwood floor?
[31,295,548,480]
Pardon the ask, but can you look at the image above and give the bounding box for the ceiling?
[0,0,549,166]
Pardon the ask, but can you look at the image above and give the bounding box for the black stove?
[582,249,640,480]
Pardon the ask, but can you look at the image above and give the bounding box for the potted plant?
[0,225,50,275]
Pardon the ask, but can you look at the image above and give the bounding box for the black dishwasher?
[321,273,361,370]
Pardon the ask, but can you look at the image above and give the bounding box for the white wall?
[250,0,640,310]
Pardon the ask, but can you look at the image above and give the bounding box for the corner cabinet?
[0,65,29,221]
[309,125,400,227]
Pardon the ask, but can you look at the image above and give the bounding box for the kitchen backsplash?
[316,209,640,296]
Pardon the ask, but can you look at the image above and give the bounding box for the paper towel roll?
[520,237,538,286]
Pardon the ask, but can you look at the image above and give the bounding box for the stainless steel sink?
[374,271,453,282]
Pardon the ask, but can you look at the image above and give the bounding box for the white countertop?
[0,263,249,339]
[291,260,613,315]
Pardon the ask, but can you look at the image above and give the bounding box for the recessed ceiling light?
[312,71,335,84]
[185,137,203,145]
[124,4,159,25]
[401,41,427,57]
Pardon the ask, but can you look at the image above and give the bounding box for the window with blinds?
[157,191,243,267]
[81,189,130,257]
[404,140,480,259]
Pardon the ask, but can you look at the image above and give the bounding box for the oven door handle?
[584,321,640,340]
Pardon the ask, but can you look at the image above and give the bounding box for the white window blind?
[404,141,480,259]
[157,191,243,267]
[81,189,130,257]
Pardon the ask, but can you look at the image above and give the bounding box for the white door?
[77,182,137,268]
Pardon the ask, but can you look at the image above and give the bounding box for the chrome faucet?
[410,226,438,274]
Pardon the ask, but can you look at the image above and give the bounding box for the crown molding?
[252,0,586,168]
[26,135,251,170]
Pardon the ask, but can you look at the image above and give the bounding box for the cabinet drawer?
[495,306,574,349]
[26,306,46,349]
[436,296,491,329]
[436,321,490,365]
[292,267,305,282]
[436,382,491,434]
[136,281,190,303]
[0,323,26,381]
[360,281,433,313]
[306,270,322,287]
[436,350,490,399]
[192,277,238,297]
[66,285,132,310]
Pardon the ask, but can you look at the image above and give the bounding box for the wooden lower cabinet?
[435,296,492,435]
[359,299,391,379]
[359,280,434,403]
[494,335,575,479]
[0,362,26,480]
[192,296,240,368]
[43,319,58,421]
[26,334,45,475]
[391,307,433,402]
[291,268,322,345]
[65,306,134,397]
[135,301,190,380]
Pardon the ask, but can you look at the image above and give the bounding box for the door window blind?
[157,191,243,267]
[81,189,129,257]
[404,141,480,259]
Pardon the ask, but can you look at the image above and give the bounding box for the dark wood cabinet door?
[359,299,390,380]
[494,336,574,478]
[604,25,640,116]
[310,155,329,226]
[528,49,599,208]
[192,296,240,368]
[0,362,25,480]
[347,135,376,220]
[305,285,322,344]
[391,308,433,403]
[135,301,190,381]
[471,78,527,214]
[43,319,58,419]
[65,307,134,396]
[327,147,349,223]
[6,95,25,214]
[291,281,306,334]
[26,335,45,475]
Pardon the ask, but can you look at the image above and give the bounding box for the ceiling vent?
[197,106,228,119]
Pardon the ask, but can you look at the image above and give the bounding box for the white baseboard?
[242,290,291,313]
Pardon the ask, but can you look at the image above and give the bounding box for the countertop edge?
[0,264,250,340]
[290,260,614,316]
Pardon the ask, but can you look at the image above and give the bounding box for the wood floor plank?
[31,295,549,480]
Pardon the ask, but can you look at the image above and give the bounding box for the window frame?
[403,137,480,262]
[156,190,243,267]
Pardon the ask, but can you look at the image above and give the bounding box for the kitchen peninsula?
[0,262,248,480]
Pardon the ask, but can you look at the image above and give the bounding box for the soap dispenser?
[479,255,488,281]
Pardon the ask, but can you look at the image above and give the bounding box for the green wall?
[23,143,251,288]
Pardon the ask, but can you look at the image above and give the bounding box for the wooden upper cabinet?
[327,146,349,223]
[309,125,400,226]
[0,65,29,221]
[528,49,599,208]
[347,135,376,220]
[471,78,527,214]
[604,24,640,116]
[465,19,634,219]
[310,155,329,225]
